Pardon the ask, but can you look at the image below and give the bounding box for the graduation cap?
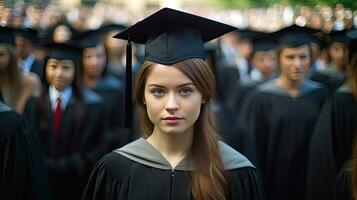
[236,28,262,41]
[0,26,15,44]
[274,24,319,47]
[327,29,351,46]
[250,32,276,53]
[75,29,103,49]
[15,27,38,44]
[113,7,236,129]
[46,42,83,64]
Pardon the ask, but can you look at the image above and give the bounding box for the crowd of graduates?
[0,3,357,200]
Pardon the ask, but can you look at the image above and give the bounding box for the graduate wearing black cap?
[309,29,351,95]
[228,31,278,114]
[23,42,107,200]
[306,29,357,200]
[82,8,265,200]
[14,27,45,81]
[75,28,128,150]
[239,24,328,200]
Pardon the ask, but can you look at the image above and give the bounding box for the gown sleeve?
[228,167,266,200]
[0,110,51,200]
[82,152,132,200]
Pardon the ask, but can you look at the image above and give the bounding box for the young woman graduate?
[0,26,41,114]
[0,100,51,200]
[306,29,357,200]
[23,42,107,200]
[75,29,128,150]
[239,24,328,200]
[309,30,350,95]
[82,8,265,200]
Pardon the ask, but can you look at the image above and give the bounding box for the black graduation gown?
[82,138,265,200]
[0,101,51,200]
[23,90,107,200]
[309,67,346,95]
[305,84,357,200]
[95,75,129,150]
[334,160,352,200]
[240,79,327,200]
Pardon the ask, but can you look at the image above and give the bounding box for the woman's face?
[46,58,75,91]
[329,42,348,66]
[279,45,310,83]
[144,64,204,135]
[0,44,11,70]
[82,44,106,78]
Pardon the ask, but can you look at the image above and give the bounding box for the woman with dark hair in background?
[23,42,106,200]
[82,8,265,200]
[76,28,128,150]
[0,26,41,114]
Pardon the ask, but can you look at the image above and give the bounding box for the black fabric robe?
[305,84,357,200]
[82,138,265,200]
[95,75,129,150]
[240,79,327,200]
[23,89,107,200]
[0,101,51,200]
[334,160,352,200]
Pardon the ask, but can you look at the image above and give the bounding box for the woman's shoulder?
[219,141,255,170]
[94,151,135,179]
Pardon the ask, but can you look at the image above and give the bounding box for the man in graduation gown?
[0,101,51,200]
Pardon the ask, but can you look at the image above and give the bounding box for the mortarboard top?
[0,26,15,44]
[250,32,276,53]
[75,29,104,49]
[114,7,236,65]
[46,42,83,64]
[274,24,319,47]
[36,28,54,46]
[14,27,38,44]
[327,29,351,46]
[113,7,236,129]
[235,28,262,41]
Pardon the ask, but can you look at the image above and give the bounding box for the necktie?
[54,97,62,135]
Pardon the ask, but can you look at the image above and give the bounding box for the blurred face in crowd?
[46,58,75,91]
[143,64,204,135]
[279,45,310,83]
[0,44,10,70]
[15,36,33,60]
[329,42,349,70]
[53,25,72,43]
[82,43,106,79]
[251,49,277,78]
[238,39,253,59]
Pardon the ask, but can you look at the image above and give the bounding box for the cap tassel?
[124,39,133,130]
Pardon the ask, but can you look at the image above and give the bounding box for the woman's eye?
[179,88,192,96]
[152,89,165,96]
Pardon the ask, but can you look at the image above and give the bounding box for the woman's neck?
[82,74,99,89]
[146,127,193,169]
[276,75,303,97]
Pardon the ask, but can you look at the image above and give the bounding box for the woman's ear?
[142,97,146,105]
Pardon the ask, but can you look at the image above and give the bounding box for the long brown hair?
[0,43,22,91]
[135,58,228,200]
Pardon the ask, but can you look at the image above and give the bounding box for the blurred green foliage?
[213,0,357,9]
